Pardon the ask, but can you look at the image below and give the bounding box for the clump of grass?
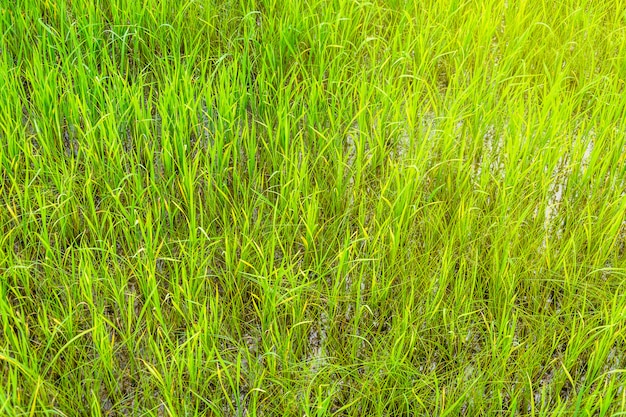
[1,0,626,415]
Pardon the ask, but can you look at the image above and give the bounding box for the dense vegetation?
[1,0,626,415]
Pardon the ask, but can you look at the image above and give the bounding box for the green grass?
[1,0,626,415]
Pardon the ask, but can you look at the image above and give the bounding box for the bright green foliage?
[1,0,626,415]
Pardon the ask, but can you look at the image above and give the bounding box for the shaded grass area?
[1,0,626,415]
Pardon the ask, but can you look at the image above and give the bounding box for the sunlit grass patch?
[1,0,626,415]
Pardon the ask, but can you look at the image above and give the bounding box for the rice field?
[1,0,626,415]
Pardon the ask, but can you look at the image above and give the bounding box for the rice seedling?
[1,0,626,415]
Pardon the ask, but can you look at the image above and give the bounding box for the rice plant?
[1,0,626,415]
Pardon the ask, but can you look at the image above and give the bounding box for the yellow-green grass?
[1,0,626,415]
